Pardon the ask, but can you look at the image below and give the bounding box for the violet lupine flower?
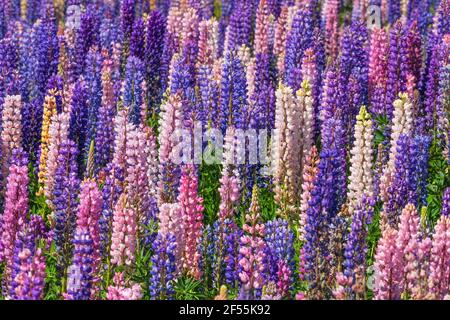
[53,139,80,271]
[319,63,339,124]
[95,56,117,170]
[0,149,29,269]
[225,0,253,53]
[68,79,89,174]
[304,118,346,299]
[107,272,142,300]
[178,165,204,279]
[373,225,402,300]
[123,56,145,125]
[334,196,375,300]
[110,193,137,267]
[427,212,450,299]
[388,0,401,24]
[65,228,94,300]
[149,232,177,300]
[75,179,103,277]
[238,185,266,298]
[1,95,22,179]
[99,163,124,257]
[130,18,145,60]
[145,10,166,113]
[347,106,375,214]
[442,188,450,217]
[264,218,295,298]
[284,5,314,91]
[219,52,248,132]
[9,216,46,300]
[120,0,135,45]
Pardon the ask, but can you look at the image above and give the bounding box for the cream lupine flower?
[347,106,374,214]
[1,95,22,179]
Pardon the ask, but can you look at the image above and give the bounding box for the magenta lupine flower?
[178,165,204,279]
[368,28,388,115]
[428,214,450,299]
[107,272,142,300]
[0,151,29,270]
[322,0,340,59]
[76,179,103,277]
[238,185,266,299]
[1,95,22,178]
[110,193,137,267]
[373,225,402,300]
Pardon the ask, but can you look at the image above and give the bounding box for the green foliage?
[199,163,221,225]
[174,276,212,300]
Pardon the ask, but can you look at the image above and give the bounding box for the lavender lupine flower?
[53,139,79,271]
[0,149,29,271]
[347,106,374,214]
[304,118,346,299]
[145,10,166,113]
[284,5,314,91]
[264,218,295,298]
[149,232,177,300]
[334,196,375,300]
[123,56,145,125]
[9,217,46,300]
[65,228,94,300]
[238,185,266,299]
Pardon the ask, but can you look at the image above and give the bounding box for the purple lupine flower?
[407,135,431,207]
[388,0,401,24]
[149,232,177,300]
[65,228,94,300]
[73,8,99,79]
[130,17,145,60]
[284,5,314,91]
[53,139,80,271]
[145,10,166,113]
[120,0,135,43]
[9,216,46,300]
[264,218,295,297]
[219,52,248,132]
[123,56,145,125]
[443,188,450,217]
[225,0,253,52]
[304,118,346,299]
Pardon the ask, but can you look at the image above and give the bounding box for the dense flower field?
[0,0,449,300]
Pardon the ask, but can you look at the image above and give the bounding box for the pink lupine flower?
[110,193,137,266]
[1,95,22,178]
[112,108,130,172]
[396,203,420,297]
[76,179,103,273]
[107,272,142,300]
[374,225,402,299]
[44,112,70,208]
[158,202,184,271]
[197,18,219,67]
[322,0,340,59]
[274,5,289,76]
[299,146,319,241]
[238,185,266,297]
[178,165,204,279]
[0,162,29,268]
[428,214,450,299]
[254,0,272,55]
